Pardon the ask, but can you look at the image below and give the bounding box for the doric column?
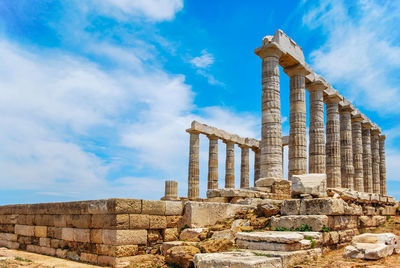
[187,130,200,199]
[339,99,355,190]
[207,135,219,190]
[324,89,342,188]
[284,65,309,179]
[351,110,364,192]
[255,46,283,186]
[307,79,326,174]
[371,125,381,194]
[361,119,373,193]
[240,145,250,188]
[379,135,387,195]
[224,141,235,188]
[253,148,260,186]
[163,180,178,200]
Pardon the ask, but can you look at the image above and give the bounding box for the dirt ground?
[0,248,100,268]
[295,215,400,268]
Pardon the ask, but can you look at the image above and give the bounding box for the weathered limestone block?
[165,245,200,268]
[91,214,129,229]
[80,253,98,264]
[148,230,162,242]
[300,198,345,215]
[259,248,322,268]
[165,201,183,216]
[39,237,51,247]
[0,232,17,241]
[359,216,386,228]
[270,215,328,231]
[163,228,178,242]
[271,179,291,194]
[211,229,236,241]
[258,203,280,217]
[327,216,358,230]
[327,188,357,201]
[237,231,304,243]
[344,203,362,216]
[338,229,356,243]
[237,239,311,251]
[17,215,34,225]
[127,254,165,268]
[182,201,252,228]
[291,174,327,197]
[149,215,167,229]
[129,214,150,229]
[14,224,35,236]
[34,215,55,226]
[194,251,282,268]
[107,198,142,214]
[281,199,301,215]
[363,206,376,216]
[199,238,234,253]
[179,228,208,242]
[0,239,19,249]
[142,200,166,215]
[166,215,182,228]
[382,206,397,216]
[102,229,148,245]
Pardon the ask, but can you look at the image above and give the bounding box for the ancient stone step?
[237,239,311,251]
[237,231,304,244]
[193,251,282,268]
[270,215,328,231]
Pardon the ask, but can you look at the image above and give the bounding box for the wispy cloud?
[302,0,400,114]
[190,50,215,68]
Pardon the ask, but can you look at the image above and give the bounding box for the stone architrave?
[240,145,250,188]
[339,99,355,190]
[379,135,387,195]
[163,180,178,200]
[324,89,342,188]
[351,110,364,192]
[187,130,200,199]
[284,64,309,179]
[307,79,326,174]
[361,119,373,193]
[207,135,219,190]
[255,45,283,185]
[253,148,261,186]
[371,125,381,194]
[224,141,235,188]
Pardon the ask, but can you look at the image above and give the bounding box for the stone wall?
[0,199,183,267]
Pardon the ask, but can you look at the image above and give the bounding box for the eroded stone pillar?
[207,135,219,190]
[253,148,261,186]
[379,135,387,195]
[307,81,326,174]
[255,46,283,185]
[284,65,309,179]
[371,125,381,194]
[339,99,354,190]
[187,130,200,199]
[324,89,342,188]
[240,145,250,188]
[163,180,178,200]
[351,110,364,192]
[224,141,235,188]
[361,119,373,193]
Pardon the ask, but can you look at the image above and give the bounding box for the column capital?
[323,88,343,104]
[339,98,355,113]
[254,44,283,59]
[379,134,386,141]
[361,119,373,129]
[223,139,235,145]
[371,124,381,135]
[283,64,311,77]
[351,109,364,122]
[206,134,219,140]
[251,147,260,153]
[238,144,250,149]
[186,128,200,135]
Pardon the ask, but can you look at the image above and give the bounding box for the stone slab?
[270,215,328,232]
[300,198,345,215]
[291,174,327,197]
[237,231,304,244]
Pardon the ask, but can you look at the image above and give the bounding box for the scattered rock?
[291,174,327,197]
[258,203,280,217]
[165,245,201,268]
[199,238,234,253]
[129,254,165,268]
[179,228,208,242]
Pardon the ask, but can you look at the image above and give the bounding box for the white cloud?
[190,50,215,68]
[302,0,400,114]
[99,0,184,21]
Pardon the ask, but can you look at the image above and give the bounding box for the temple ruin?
[0,29,398,268]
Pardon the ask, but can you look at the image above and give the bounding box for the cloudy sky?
[1,0,400,204]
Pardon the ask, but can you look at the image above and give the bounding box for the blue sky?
[1,0,400,204]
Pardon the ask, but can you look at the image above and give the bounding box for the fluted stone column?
[224,141,235,188]
[307,81,326,174]
[339,100,354,190]
[284,65,309,179]
[379,135,387,195]
[253,148,261,186]
[255,46,283,186]
[240,145,250,188]
[324,90,342,188]
[351,110,364,192]
[163,180,178,200]
[371,126,381,194]
[362,120,373,193]
[187,130,200,199]
[207,135,219,190]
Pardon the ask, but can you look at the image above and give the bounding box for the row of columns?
[256,46,386,195]
[187,130,261,200]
